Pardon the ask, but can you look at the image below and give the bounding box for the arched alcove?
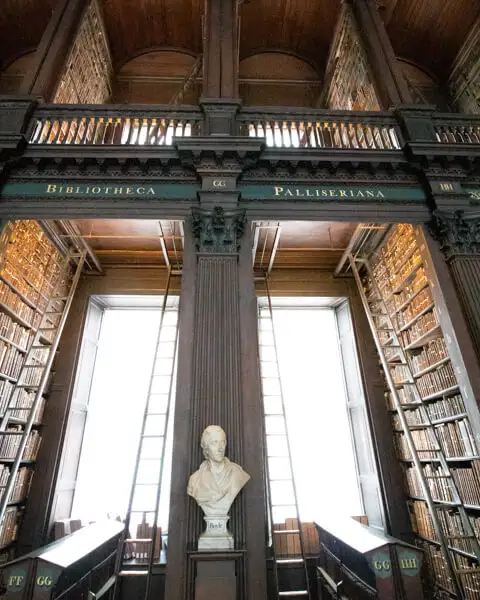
[398,59,448,109]
[113,49,200,105]
[239,52,321,107]
[0,52,34,94]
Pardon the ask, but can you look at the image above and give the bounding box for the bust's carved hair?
[200,425,226,450]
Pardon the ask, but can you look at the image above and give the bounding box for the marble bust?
[187,425,250,550]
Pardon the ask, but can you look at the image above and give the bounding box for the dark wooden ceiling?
[101,0,203,68]
[386,0,480,78]
[0,1,478,88]
[0,0,56,70]
[240,0,340,76]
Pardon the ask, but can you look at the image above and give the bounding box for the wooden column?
[201,0,241,134]
[427,212,480,364]
[19,0,88,101]
[347,0,412,108]
[166,203,267,600]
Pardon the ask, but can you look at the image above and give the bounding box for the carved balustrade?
[433,113,480,144]
[21,104,480,152]
[29,104,204,146]
[236,108,403,150]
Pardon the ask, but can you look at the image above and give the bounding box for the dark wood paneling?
[387,0,480,78]
[240,0,340,76]
[101,0,203,68]
[0,0,56,69]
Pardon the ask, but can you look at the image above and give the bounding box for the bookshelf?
[0,220,84,564]
[352,223,480,599]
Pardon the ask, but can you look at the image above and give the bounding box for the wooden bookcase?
[356,223,480,599]
[0,221,74,564]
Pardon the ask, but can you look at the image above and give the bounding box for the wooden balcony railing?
[29,105,203,146]
[25,104,480,151]
[236,108,402,150]
[433,114,480,144]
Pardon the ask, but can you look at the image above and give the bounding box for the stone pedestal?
[190,551,244,600]
[198,516,233,551]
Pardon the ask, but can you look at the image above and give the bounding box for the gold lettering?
[366,191,374,197]
[440,182,454,191]
[285,190,293,197]
[321,190,328,197]
[137,187,146,195]
[66,187,73,194]
[357,191,365,198]
[75,186,81,194]
[92,187,101,194]
[274,186,284,196]
[339,190,347,197]
[114,187,123,195]
[305,189,313,197]
[37,575,52,586]
[125,187,133,195]
[47,184,57,193]
[105,187,111,194]
[401,558,417,569]
[296,190,305,197]
[329,190,336,197]
[373,561,382,570]
[147,187,155,195]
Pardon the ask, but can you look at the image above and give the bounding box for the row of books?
[0,344,24,381]
[1,262,47,310]
[396,286,433,330]
[0,383,46,422]
[0,313,33,351]
[395,421,477,460]
[416,538,454,594]
[403,463,454,502]
[395,430,438,460]
[0,507,21,549]
[387,391,466,421]
[400,308,438,348]
[451,463,480,506]
[426,394,466,421]
[436,420,477,458]
[0,466,33,503]
[384,268,428,316]
[390,251,423,292]
[0,428,41,461]
[419,540,480,599]
[385,386,417,408]
[409,338,448,376]
[0,281,42,330]
[416,362,457,398]
[382,224,416,271]
[272,519,319,557]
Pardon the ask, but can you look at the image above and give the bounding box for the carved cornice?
[191,206,246,254]
[428,210,480,258]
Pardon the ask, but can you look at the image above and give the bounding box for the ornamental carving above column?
[191,206,246,254]
[428,211,480,259]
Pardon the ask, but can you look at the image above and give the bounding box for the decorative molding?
[191,206,246,254]
[428,210,480,258]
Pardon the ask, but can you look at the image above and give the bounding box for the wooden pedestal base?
[188,551,245,600]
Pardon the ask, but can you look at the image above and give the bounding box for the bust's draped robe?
[187,458,250,516]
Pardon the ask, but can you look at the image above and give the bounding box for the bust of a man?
[187,425,250,517]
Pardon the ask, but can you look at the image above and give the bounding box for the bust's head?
[201,425,227,464]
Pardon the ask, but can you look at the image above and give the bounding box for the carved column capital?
[191,206,246,254]
[428,211,480,259]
